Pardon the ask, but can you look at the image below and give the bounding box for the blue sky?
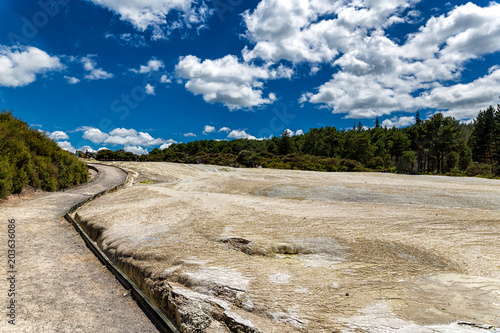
[1,0,499,154]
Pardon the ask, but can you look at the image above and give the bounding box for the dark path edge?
[66,163,125,215]
[64,163,180,333]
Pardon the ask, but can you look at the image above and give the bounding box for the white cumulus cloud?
[160,142,174,150]
[240,0,500,121]
[82,56,113,80]
[381,116,416,128]
[176,54,290,110]
[131,58,165,74]
[161,74,171,83]
[109,128,138,137]
[57,141,76,153]
[104,129,165,146]
[145,83,155,95]
[227,129,257,140]
[87,0,213,39]
[81,127,177,154]
[417,67,500,120]
[242,0,416,64]
[77,145,97,153]
[124,145,148,155]
[283,129,304,136]
[0,46,63,87]
[83,128,110,144]
[202,125,216,135]
[64,76,80,84]
[227,129,267,140]
[48,131,69,141]
[302,72,417,119]
[402,2,500,62]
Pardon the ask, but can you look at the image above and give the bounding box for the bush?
[237,150,259,167]
[367,156,384,170]
[267,159,291,169]
[0,110,88,198]
[446,167,464,177]
[0,157,14,198]
[340,159,366,172]
[465,162,494,177]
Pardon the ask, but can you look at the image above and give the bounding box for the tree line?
[0,110,88,199]
[97,106,500,177]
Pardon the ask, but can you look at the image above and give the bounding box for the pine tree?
[494,105,500,167]
[357,122,363,132]
[470,106,496,164]
[416,110,422,125]
[279,130,293,156]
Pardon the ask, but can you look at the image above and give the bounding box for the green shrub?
[0,157,14,198]
[340,159,366,172]
[267,159,291,169]
[0,110,88,198]
[465,162,494,177]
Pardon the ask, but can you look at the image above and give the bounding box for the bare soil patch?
[76,162,500,332]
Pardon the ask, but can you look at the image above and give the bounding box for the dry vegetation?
[76,162,500,332]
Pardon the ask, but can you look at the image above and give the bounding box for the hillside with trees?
[97,106,500,178]
[0,110,88,199]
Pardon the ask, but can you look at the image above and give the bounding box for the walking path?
[1,164,158,332]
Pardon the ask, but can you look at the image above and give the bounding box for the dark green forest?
[0,110,88,199]
[98,105,500,178]
[3,105,497,199]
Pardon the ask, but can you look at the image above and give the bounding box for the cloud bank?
[173,0,500,120]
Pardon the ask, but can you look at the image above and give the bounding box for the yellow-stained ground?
[76,162,500,332]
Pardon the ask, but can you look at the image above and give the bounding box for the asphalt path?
[0,164,158,332]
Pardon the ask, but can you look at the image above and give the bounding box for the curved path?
[0,164,158,332]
